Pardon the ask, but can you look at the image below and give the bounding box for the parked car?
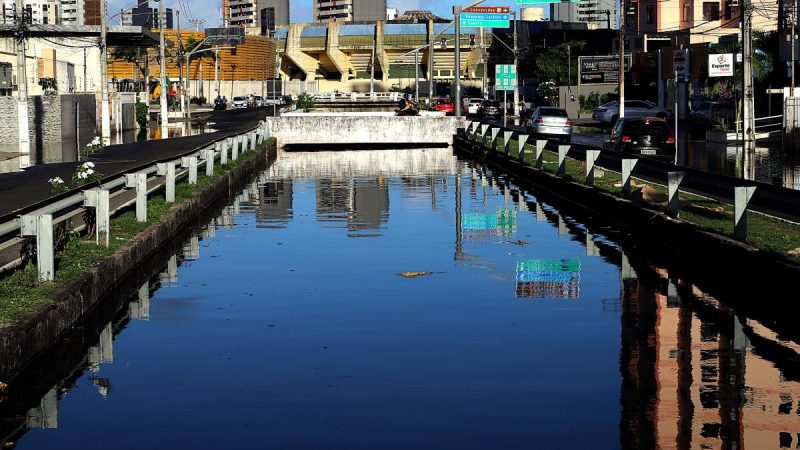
[252,95,264,107]
[527,107,573,143]
[689,101,735,130]
[478,99,501,117]
[231,96,248,108]
[463,97,484,116]
[593,100,670,125]
[436,98,455,115]
[603,117,676,162]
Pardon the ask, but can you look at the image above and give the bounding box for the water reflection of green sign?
[516,259,581,299]
[462,208,517,238]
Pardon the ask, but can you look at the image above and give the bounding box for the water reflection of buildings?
[316,178,389,235]
[619,256,800,449]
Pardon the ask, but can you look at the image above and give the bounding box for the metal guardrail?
[313,92,402,102]
[460,120,800,240]
[0,120,273,281]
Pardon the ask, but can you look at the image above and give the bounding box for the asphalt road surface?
[0,107,273,221]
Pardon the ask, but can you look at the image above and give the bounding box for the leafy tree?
[534,40,585,86]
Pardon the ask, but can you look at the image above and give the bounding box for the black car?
[603,117,676,161]
[478,100,501,117]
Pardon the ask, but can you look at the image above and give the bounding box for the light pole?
[99,0,111,145]
[512,11,519,116]
[158,0,168,135]
[454,0,490,118]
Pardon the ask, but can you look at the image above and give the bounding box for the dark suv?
[603,117,676,162]
[478,100,501,117]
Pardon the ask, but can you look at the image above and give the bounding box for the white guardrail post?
[232,137,240,160]
[503,131,513,155]
[205,148,215,176]
[20,214,54,281]
[517,134,528,161]
[157,162,177,203]
[490,128,500,151]
[126,173,148,222]
[557,145,570,176]
[668,171,687,218]
[83,188,110,246]
[221,141,229,165]
[734,186,757,241]
[585,150,601,186]
[535,140,546,168]
[250,132,257,151]
[621,159,638,195]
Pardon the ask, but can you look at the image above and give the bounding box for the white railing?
[0,120,273,281]
[313,92,402,102]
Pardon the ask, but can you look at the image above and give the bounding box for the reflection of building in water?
[258,180,294,226]
[515,259,580,299]
[316,178,389,234]
[267,148,458,179]
[619,261,800,449]
[26,388,58,430]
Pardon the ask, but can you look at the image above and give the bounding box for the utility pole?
[481,27,487,97]
[99,0,111,144]
[414,49,419,103]
[177,10,184,115]
[618,0,627,119]
[14,0,30,167]
[742,0,756,179]
[454,5,462,118]
[428,28,434,101]
[158,0,169,134]
[214,48,220,97]
[512,11,519,116]
[370,38,375,95]
[791,0,796,91]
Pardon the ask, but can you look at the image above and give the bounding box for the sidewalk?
[0,107,273,221]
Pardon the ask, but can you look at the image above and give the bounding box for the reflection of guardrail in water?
[461,119,800,243]
[0,121,272,281]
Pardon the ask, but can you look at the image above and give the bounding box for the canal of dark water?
[4,148,800,449]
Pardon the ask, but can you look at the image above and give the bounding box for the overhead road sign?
[464,6,510,13]
[205,27,245,46]
[496,64,517,91]
[578,55,632,85]
[460,12,510,28]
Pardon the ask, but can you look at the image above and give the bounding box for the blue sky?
[112,0,533,28]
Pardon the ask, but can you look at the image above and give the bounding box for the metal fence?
[0,121,273,281]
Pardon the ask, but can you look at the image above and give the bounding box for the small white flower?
[78,172,87,180]
[85,169,94,176]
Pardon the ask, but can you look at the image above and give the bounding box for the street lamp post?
[158,0,168,135]
[100,0,111,144]
[454,0,490,118]
[15,0,30,166]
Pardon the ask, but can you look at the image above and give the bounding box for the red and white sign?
[464,6,510,13]
[709,53,734,77]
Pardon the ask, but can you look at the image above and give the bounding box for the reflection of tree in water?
[89,376,112,398]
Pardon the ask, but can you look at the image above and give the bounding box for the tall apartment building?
[313,0,387,23]
[627,0,775,43]
[550,0,616,29]
[60,0,100,25]
[1,0,59,25]
[229,0,287,35]
[121,3,174,29]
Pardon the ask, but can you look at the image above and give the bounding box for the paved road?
[0,107,272,222]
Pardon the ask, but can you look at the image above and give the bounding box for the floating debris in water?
[399,271,434,278]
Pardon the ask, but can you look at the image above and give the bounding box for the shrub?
[72,161,103,187]
[135,101,148,127]
[190,96,207,105]
[296,92,315,112]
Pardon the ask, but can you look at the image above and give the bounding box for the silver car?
[592,100,670,125]
[231,96,248,108]
[527,107,573,143]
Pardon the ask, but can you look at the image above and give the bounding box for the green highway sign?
[495,64,517,91]
[460,12,510,28]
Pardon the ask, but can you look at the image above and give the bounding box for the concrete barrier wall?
[266,114,465,147]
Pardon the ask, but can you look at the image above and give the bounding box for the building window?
[703,2,720,21]
[645,5,655,24]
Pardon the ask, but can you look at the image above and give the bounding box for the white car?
[231,96,248,108]
[592,100,670,125]
[462,98,484,116]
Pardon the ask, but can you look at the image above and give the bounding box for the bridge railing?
[460,119,800,242]
[313,92,402,102]
[0,121,272,282]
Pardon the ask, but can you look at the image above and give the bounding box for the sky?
[109,0,532,29]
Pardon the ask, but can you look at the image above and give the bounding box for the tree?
[534,40,586,86]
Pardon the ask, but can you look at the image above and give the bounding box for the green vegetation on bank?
[0,140,270,324]
[473,135,800,262]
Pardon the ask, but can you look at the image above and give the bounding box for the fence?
[460,118,800,243]
[0,121,272,281]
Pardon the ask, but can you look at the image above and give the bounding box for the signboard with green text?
[495,64,517,91]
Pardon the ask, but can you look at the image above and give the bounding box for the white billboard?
[709,53,734,77]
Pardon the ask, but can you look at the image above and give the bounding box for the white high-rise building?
[1,0,58,25]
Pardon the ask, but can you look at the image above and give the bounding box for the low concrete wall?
[0,139,276,381]
[267,113,465,147]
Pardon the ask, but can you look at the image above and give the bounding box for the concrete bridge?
[265,113,465,148]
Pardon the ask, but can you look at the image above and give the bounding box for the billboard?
[708,53,734,77]
[579,55,632,85]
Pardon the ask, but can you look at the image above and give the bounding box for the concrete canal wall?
[0,140,277,381]
[266,113,466,148]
